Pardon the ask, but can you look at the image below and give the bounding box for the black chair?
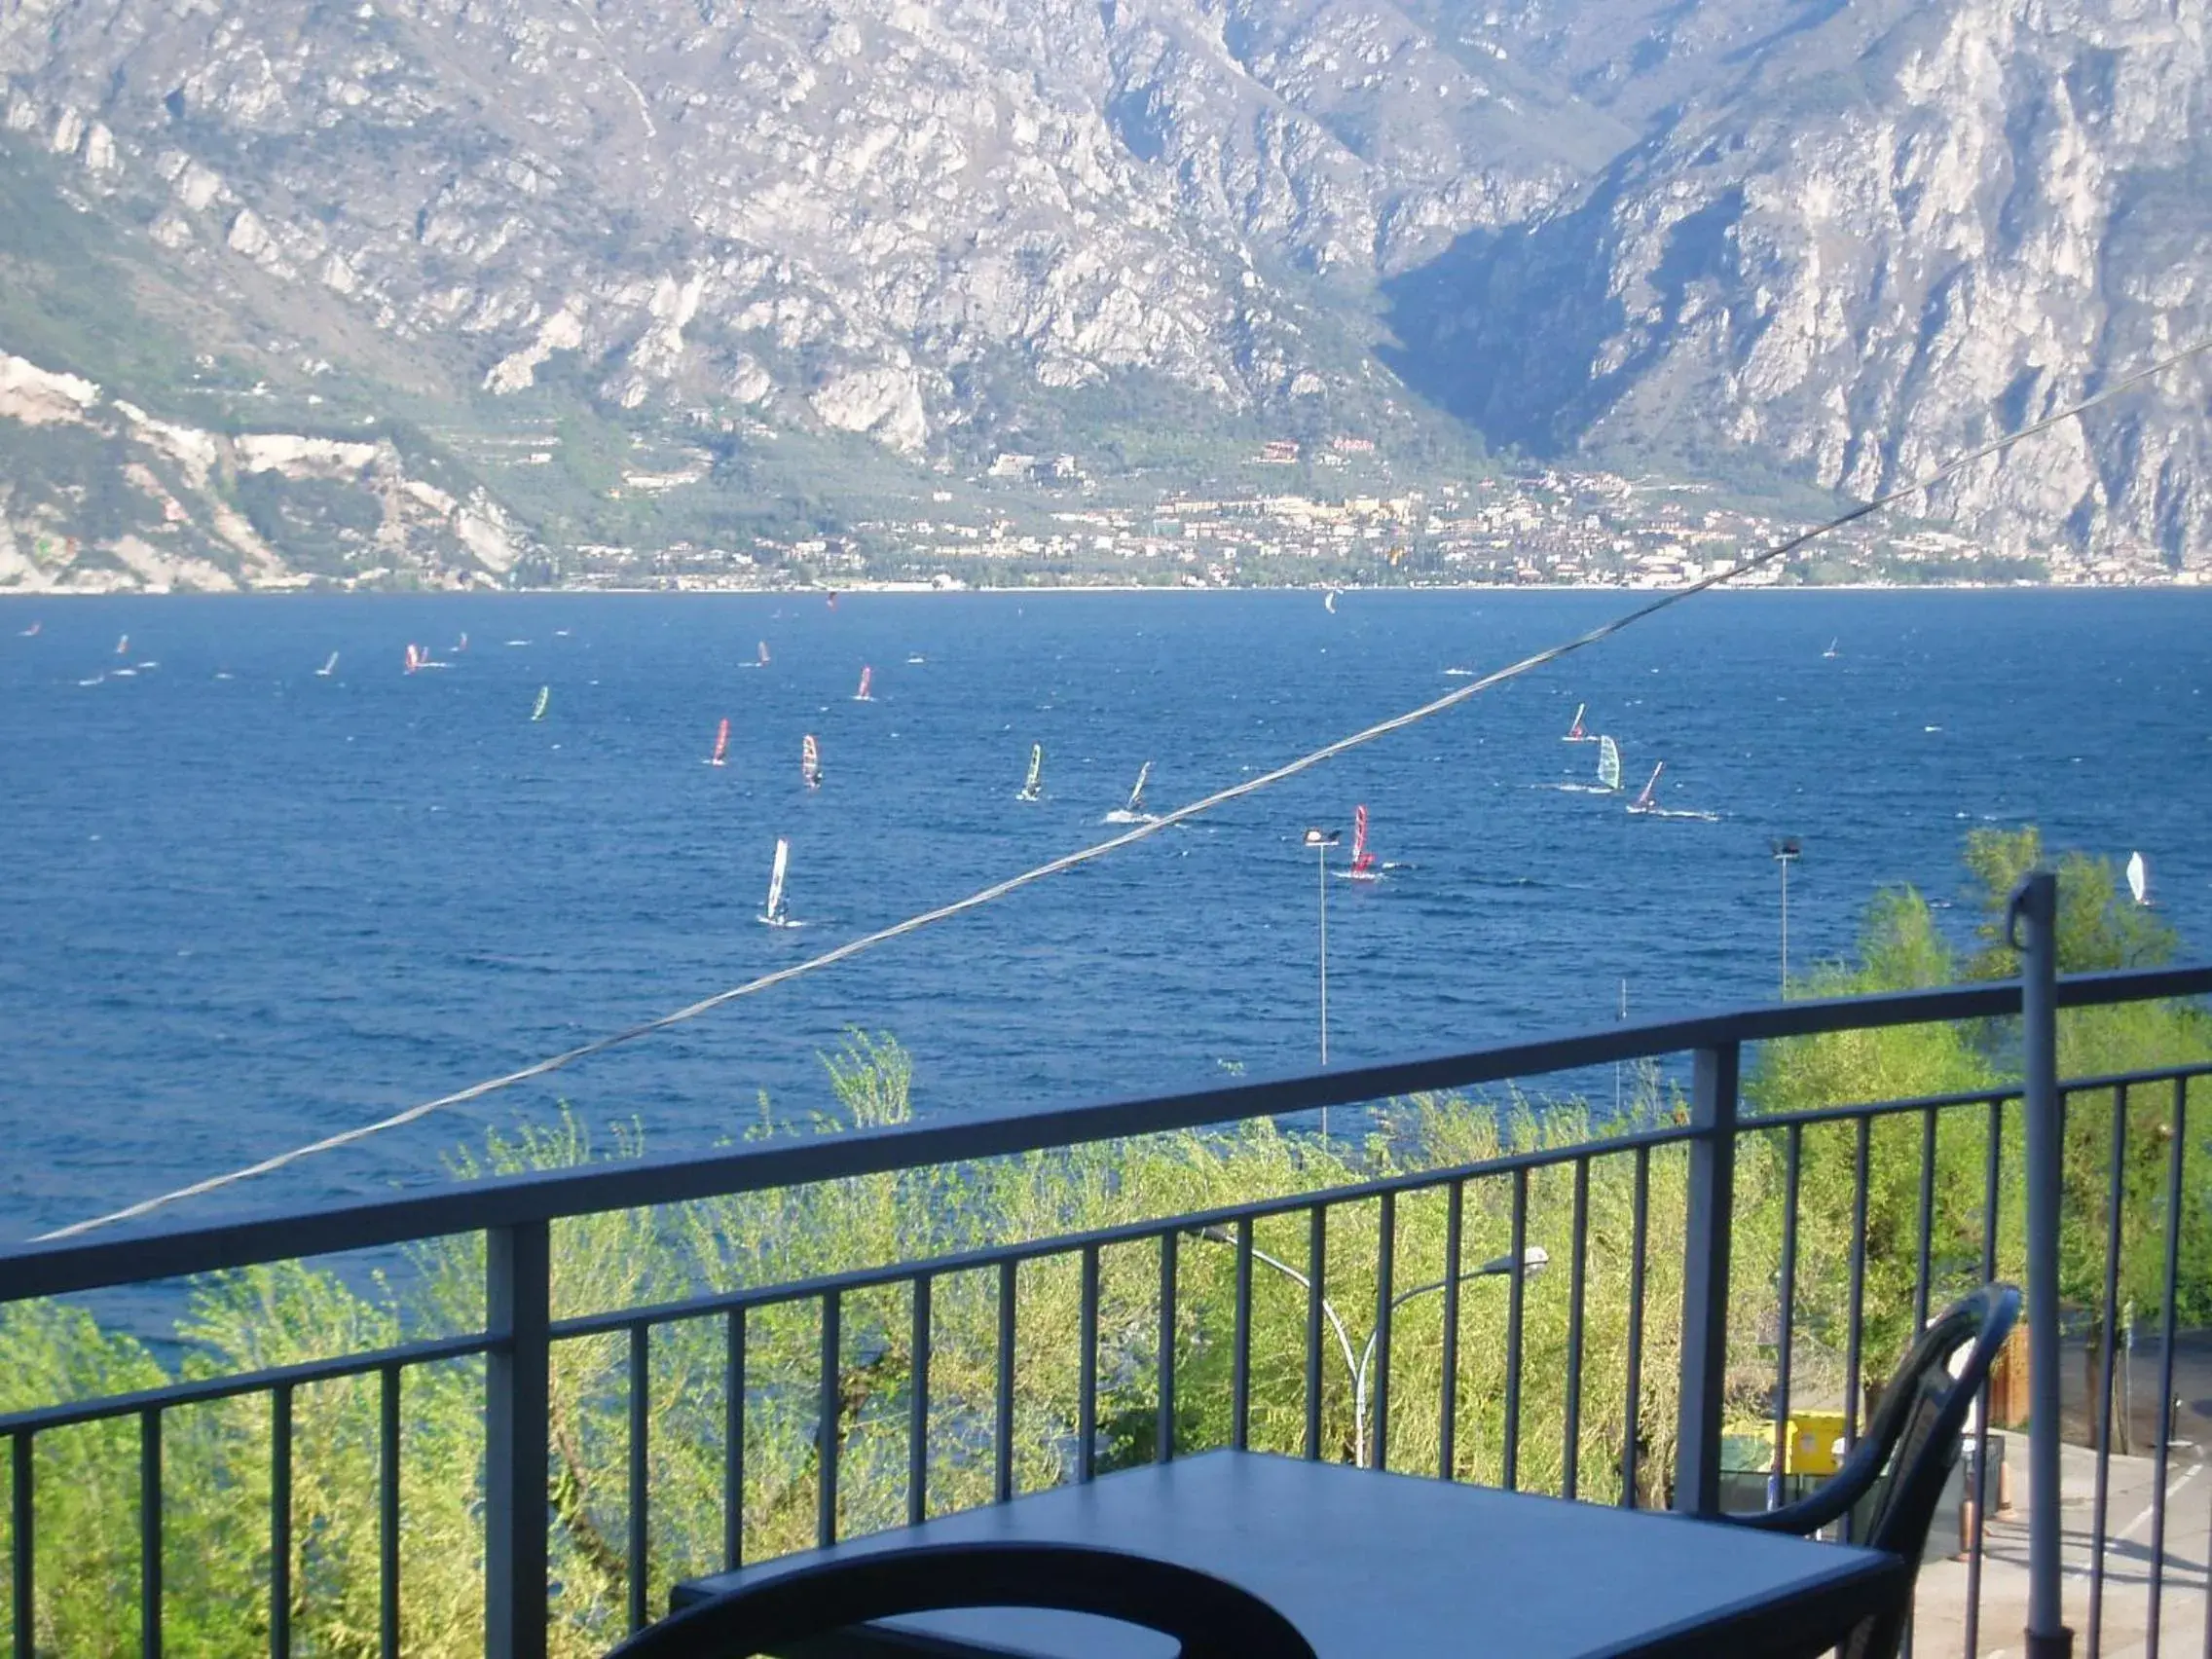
[606,1539,1317,1659]
[1715,1282,2021,1659]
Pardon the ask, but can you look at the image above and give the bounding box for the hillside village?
[571,447,2185,595]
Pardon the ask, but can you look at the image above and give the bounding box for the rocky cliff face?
[1,0,2206,581]
[1391,0,2212,565]
[0,0,1579,458]
[0,350,528,591]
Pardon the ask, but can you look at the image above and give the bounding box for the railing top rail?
[4,962,2206,1303]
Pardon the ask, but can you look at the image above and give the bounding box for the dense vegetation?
[2,830,2204,1656]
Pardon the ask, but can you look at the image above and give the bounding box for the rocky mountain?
[1389,0,2212,564]
[0,350,530,590]
[0,0,2205,587]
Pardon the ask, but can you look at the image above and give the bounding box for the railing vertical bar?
[1157,1231,1178,1464]
[723,1307,747,1570]
[1900,1105,1938,1659]
[12,1432,32,1659]
[995,1260,1017,1504]
[1502,1167,1528,1492]
[140,1406,161,1659]
[1563,1157,1589,1502]
[486,1219,551,1659]
[271,1386,291,1659]
[1622,1145,1650,1509]
[1915,1106,1936,1332]
[1232,1220,1254,1453]
[380,1364,400,1659]
[1771,1123,1802,1512]
[908,1275,932,1524]
[627,1325,650,1637]
[2087,1086,2128,1659]
[2147,1077,2188,1659]
[817,1290,842,1548]
[1676,1042,1741,1515]
[1842,1114,1870,1465]
[1964,1094,2006,1659]
[1372,1191,1396,1472]
[1077,1249,1099,1484]
[1304,1207,1326,1462]
[1438,1179,1464,1481]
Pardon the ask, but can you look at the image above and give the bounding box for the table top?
[674,1451,1903,1659]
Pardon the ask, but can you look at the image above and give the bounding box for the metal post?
[1675,1042,1740,1515]
[1771,839,1801,998]
[1614,979,1626,1117]
[2010,871,2072,1659]
[1779,859,1788,994]
[487,1221,551,1659]
[1305,828,1340,1138]
[1318,839,1328,1070]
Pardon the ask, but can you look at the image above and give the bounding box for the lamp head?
[1475,1245,1550,1278]
[1771,837,1802,862]
[1304,829,1341,849]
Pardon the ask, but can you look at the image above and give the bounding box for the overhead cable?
[36,333,2211,1242]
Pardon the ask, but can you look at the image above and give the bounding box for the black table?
[673,1451,1903,1658]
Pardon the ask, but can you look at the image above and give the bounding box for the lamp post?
[1304,829,1340,1066]
[1771,838,1802,997]
[1193,1226,1546,1467]
[1304,828,1341,1137]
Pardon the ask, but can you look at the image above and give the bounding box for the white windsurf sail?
[317,652,339,678]
[855,665,873,701]
[1598,735,1621,793]
[1019,743,1044,801]
[1565,703,1591,742]
[760,837,791,925]
[1126,760,1152,815]
[801,734,822,789]
[709,718,730,767]
[2127,851,2149,906]
[531,685,550,721]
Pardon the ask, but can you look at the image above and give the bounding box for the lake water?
[3,589,2207,1241]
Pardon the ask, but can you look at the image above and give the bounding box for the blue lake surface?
[3,589,2207,1241]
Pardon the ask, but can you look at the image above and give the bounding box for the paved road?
[1910,1438,2208,1658]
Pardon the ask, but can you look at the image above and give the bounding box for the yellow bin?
[1724,1411,1846,1476]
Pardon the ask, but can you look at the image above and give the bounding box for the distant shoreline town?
[559,456,2194,595]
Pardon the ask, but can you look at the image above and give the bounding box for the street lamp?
[1771,838,1802,997]
[1304,829,1340,1068]
[1192,1225,1547,1467]
[1304,828,1341,1137]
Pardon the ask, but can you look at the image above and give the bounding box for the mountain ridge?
[0,0,2204,587]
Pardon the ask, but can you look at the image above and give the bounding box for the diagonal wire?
[35,334,2211,1241]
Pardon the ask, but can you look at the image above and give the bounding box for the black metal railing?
[2,959,2209,1659]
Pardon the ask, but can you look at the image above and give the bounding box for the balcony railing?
[3,957,2210,1659]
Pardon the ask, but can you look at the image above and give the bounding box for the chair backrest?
[1846,1282,2020,1561]
[606,1539,1318,1659]
[1721,1283,2020,1659]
